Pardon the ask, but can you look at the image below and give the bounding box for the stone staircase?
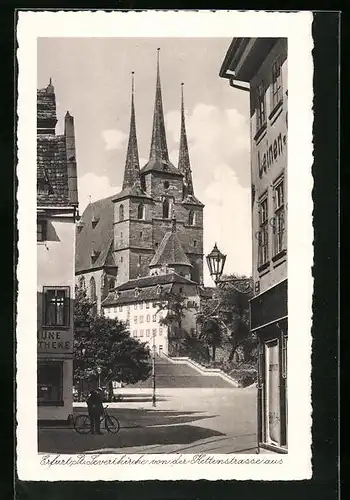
[124,353,238,389]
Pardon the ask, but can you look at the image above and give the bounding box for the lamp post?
[80,347,86,400]
[152,331,156,407]
[96,365,102,388]
[206,243,253,294]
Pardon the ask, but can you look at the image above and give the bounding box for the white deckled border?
[16,9,313,481]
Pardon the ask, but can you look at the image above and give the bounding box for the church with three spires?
[75,51,204,353]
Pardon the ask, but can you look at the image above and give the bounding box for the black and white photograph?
[17,10,313,481]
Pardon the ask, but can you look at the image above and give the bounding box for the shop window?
[162,198,170,219]
[37,220,47,242]
[137,203,145,220]
[43,287,70,327]
[37,361,63,406]
[258,197,269,268]
[271,57,283,111]
[119,204,124,221]
[273,178,285,256]
[255,80,266,132]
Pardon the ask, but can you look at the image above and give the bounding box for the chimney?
[64,111,78,207]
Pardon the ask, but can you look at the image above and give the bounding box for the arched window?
[163,198,170,219]
[89,277,97,301]
[108,278,115,291]
[119,204,124,221]
[188,210,195,226]
[137,203,145,220]
[79,276,86,290]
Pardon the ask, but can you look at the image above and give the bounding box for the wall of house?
[37,214,75,421]
[103,300,169,354]
[250,38,288,295]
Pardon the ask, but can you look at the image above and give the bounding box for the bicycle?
[73,405,120,435]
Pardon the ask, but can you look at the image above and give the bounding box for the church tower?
[112,52,204,287]
[112,72,153,284]
[175,83,204,283]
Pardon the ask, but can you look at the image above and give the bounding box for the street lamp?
[96,365,102,388]
[206,243,253,294]
[152,331,156,407]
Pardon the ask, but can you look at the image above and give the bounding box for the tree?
[154,290,195,356]
[196,275,256,364]
[74,287,151,399]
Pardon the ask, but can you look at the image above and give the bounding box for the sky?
[37,37,252,284]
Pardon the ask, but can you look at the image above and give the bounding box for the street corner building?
[75,53,205,355]
[37,80,79,422]
[220,38,288,453]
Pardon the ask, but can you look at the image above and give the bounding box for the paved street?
[38,387,258,454]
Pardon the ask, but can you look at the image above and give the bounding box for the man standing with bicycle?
[86,388,104,434]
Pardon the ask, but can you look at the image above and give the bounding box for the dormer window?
[91,249,100,262]
[76,219,85,233]
[134,287,140,298]
[37,179,52,195]
[156,285,163,295]
[92,215,99,228]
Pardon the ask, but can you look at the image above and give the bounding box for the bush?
[229,363,257,388]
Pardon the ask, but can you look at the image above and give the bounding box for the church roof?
[116,272,196,291]
[178,83,194,195]
[182,193,204,207]
[140,49,180,177]
[112,182,151,202]
[102,271,197,306]
[122,72,142,190]
[149,220,192,268]
[75,195,117,273]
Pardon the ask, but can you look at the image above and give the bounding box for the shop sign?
[256,110,287,179]
[37,329,73,354]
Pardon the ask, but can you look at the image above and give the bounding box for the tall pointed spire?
[149,48,169,162]
[178,83,194,197]
[123,71,141,190]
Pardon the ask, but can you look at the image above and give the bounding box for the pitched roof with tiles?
[149,221,192,268]
[116,272,196,291]
[102,271,197,307]
[37,83,57,123]
[75,195,117,273]
[37,134,71,206]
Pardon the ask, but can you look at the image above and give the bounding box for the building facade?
[220,38,288,453]
[76,53,204,313]
[37,81,79,421]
